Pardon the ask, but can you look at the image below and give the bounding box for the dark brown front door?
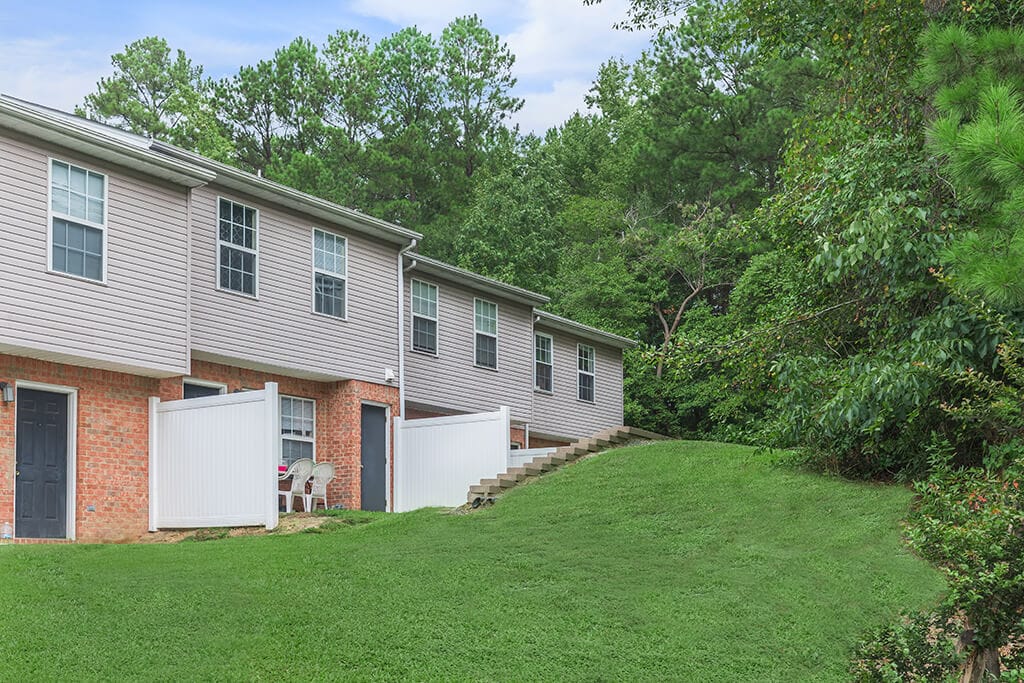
[16,389,69,539]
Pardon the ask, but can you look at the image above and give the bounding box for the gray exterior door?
[16,388,69,539]
[360,404,387,511]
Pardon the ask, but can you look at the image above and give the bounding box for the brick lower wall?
[0,354,401,543]
[0,354,157,543]
[187,361,399,512]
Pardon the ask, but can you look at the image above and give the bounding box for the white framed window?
[578,344,596,403]
[411,279,438,354]
[182,379,227,400]
[217,197,258,296]
[48,159,107,282]
[312,228,347,319]
[281,396,315,466]
[474,298,498,369]
[535,333,553,392]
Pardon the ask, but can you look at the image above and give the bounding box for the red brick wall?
[0,354,157,543]
[0,354,401,544]
[188,360,399,511]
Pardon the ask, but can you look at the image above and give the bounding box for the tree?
[440,15,523,178]
[919,23,1024,308]
[79,36,226,153]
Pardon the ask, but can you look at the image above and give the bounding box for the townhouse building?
[0,95,634,542]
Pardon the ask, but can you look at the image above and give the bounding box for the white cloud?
[513,78,596,136]
[0,38,110,111]
[347,0,514,34]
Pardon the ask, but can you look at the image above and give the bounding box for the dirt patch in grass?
[137,512,339,543]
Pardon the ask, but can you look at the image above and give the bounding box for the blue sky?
[0,0,653,134]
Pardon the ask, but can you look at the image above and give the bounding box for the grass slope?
[0,442,942,681]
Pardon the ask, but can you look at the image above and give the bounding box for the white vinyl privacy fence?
[149,383,280,530]
[393,407,510,512]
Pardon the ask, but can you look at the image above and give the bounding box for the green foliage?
[850,610,964,682]
[906,453,1024,675]
[78,36,228,156]
[919,22,1024,307]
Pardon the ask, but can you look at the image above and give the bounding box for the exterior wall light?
[0,382,13,403]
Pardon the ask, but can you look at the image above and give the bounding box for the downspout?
[397,239,418,419]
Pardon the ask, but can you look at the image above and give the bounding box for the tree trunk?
[961,646,1000,683]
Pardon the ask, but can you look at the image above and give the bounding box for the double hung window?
[218,198,258,296]
[411,279,438,354]
[535,333,553,392]
[578,344,596,403]
[50,160,106,282]
[281,396,315,466]
[474,299,498,369]
[313,229,347,318]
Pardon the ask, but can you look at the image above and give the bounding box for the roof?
[0,95,215,188]
[534,310,637,349]
[152,142,422,246]
[0,95,420,246]
[403,253,550,307]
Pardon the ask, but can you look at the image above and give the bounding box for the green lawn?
[0,442,943,681]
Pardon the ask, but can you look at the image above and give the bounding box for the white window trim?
[535,332,554,394]
[577,343,596,404]
[473,298,499,370]
[310,228,349,321]
[280,395,316,465]
[47,157,109,285]
[182,378,228,397]
[215,196,260,299]
[410,279,439,356]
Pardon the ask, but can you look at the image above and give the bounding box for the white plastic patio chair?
[307,462,336,512]
[279,458,315,513]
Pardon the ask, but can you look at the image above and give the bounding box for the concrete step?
[522,461,550,475]
[480,478,516,490]
[594,427,631,443]
[469,483,503,495]
[623,426,670,440]
[498,470,529,485]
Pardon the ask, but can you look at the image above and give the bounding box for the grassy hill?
[0,441,943,680]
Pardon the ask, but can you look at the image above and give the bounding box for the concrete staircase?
[466,425,668,507]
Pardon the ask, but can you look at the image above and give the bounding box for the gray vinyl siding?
[0,133,189,375]
[403,273,534,423]
[189,185,399,383]
[531,330,624,440]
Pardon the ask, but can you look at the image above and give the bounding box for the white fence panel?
[509,447,556,469]
[393,407,509,512]
[149,383,280,530]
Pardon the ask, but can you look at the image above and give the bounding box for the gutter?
[397,239,418,420]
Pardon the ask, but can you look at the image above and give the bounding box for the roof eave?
[534,310,637,349]
[0,98,215,187]
[151,142,422,246]
[403,254,550,307]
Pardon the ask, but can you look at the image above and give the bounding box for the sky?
[0,0,654,134]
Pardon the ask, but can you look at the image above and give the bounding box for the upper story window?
[535,333,553,392]
[49,160,106,282]
[218,198,258,296]
[411,279,438,355]
[578,344,596,403]
[313,229,347,319]
[281,395,315,466]
[474,299,498,369]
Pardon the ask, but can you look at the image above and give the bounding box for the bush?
[850,610,963,682]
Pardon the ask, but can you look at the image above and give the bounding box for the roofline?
[151,141,422,246]
[0,95,216,188]
[533,310,637,349]
[403,253,550,306]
